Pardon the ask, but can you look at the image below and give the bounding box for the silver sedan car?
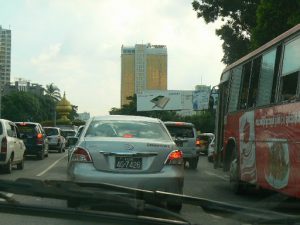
[67,115,184,211]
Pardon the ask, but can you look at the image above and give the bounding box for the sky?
[1,0,225,116]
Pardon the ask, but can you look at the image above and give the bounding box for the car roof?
[92,115,161,123]
[43,127,60,130]
[164,121,195,127]
[15,122,41,126]
[199,133,215,136]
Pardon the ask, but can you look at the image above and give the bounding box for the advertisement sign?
[192,90,210,110]
[137,91,182,111]
[137,89,212,111]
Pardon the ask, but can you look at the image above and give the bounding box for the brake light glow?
[71,147,92,162]
[175,122,185,126]
[36,133,44,145]
[1,137,7,153]
[19,122,27,126]
[165,150,183,165]
[196,139,201,145]
[123,134,133,138]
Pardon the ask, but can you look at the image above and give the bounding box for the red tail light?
[196,139,201,146]
[165,150,183,165]
[1,137,7,153]
[71,147,92,162]
[36,133,43,145]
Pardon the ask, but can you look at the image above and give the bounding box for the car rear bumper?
[0,153,8,164]
[181,148,200,159]
[24,145,44,155]
[67,163,184,194]
[48,143,62,149]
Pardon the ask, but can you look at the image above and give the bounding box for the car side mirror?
[66,137,78,147]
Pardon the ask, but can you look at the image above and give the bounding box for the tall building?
[0,26,11,87]
[121,43,167,106]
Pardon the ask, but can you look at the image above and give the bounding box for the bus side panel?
[255,103,300,198]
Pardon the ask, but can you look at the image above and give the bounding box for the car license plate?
[115,157,142,170]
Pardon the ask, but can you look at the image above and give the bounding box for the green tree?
[1,92,52,122]
[45,83,61,124]
[192,0,300,64]
[45,83,61,102]
[192,0,259,64]
[252,0,300,48]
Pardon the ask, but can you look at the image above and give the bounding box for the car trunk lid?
[82,137,174,173]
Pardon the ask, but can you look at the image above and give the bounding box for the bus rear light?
[1,137,7,153]
[165,150,183,165]
[71,147,92,162]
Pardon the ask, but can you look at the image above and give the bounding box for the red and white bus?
[214,24,300,196]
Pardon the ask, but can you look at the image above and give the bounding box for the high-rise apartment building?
[121,43,167,106]
[0,26,11,87]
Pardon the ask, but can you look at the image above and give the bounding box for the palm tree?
[45,83,61,102]
[45,83,61,125]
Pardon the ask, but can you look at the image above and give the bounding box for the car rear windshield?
[165,125,194,138]
[61,130,76,138]
[44,128,59,136]
[16,124,37,136]
[0,122,3,135]
[85,120,171,140]
[198,135,213,143]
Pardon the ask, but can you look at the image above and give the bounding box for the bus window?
[247,57,262,108]
[239,62,251,109]
[256,48,277,106]
[280,36,300,101]
[281,72,299,101]
[227,66,242,112]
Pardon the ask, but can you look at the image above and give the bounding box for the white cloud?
[3,0,225,116]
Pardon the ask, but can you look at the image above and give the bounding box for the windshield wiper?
[0,178,190,225]
[0,178,298,224]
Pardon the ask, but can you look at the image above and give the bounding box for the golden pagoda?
[56,92,72,124]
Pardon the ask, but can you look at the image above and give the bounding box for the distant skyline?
[1,0,225,116]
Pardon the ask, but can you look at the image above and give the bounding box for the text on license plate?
[115,157,142,169]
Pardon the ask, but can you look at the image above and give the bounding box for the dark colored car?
[15,122,49,160]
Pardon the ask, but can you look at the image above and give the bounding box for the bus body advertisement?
[214,24,300,197]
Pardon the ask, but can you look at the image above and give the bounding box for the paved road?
[0,152,299,225]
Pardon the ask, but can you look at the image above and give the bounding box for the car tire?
[166,201,182,213]
[189,157,198,169]
[17,159,24,170]
[4,157,12,174]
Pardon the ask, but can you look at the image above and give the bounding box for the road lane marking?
[205,171,228,181]
[36,154,67,177]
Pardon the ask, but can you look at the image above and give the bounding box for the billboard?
[192,90,210,110]
[137,89,212,112]
[137,91,182,111]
